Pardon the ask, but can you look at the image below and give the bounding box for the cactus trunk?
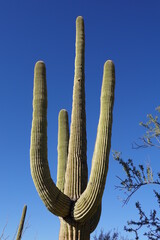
[30,16,115,239]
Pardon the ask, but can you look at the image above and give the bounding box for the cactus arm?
[64,16,88,199]
[56,109,69,192]
[30,61,71,217]
[16,205,27,240]
[89,203,101,233]
[57,109,69,239]
[73,60,115,222]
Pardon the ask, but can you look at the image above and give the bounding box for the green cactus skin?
[30,16,115,239]
[16,205,27,240]
[57,109,69,193]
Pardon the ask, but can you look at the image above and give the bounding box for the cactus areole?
[30,16,115,239]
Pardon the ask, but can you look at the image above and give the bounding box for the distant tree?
[93,229,132,240]
[114,107,160,239]
[133,106,160,149]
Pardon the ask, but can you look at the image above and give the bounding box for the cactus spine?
[16,205,27,240]
[30,16,115,239]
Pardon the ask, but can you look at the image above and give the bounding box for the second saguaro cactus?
[30,16,115,239]
[16,205,27,240]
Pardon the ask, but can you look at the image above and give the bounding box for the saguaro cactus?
[16,205,27,240]
[30,16,115,239]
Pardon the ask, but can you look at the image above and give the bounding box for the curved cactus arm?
[30,61,71,217]
[89,203,101,233]
[64,16,88,199]
[16,205,27,240]
[73,60,115,223]
[56,109,69,192]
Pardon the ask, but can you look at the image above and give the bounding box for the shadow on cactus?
[30,16,115,239]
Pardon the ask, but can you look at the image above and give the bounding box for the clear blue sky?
[0,1,160,239]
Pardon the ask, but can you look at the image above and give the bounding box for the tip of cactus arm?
[76,16,84,22]
[104,60,114,66]
[59,109,68,117]
[34,60,46,72]
[104,60,115,71]
[36,60,45,64]
[35,60,45,67]
[59,109,67,113]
